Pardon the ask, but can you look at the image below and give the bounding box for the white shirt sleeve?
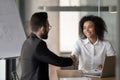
[71,40,81,59]
[105,41,115,56]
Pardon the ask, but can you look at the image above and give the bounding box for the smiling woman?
[59,0,117,53]
[83,21,97,44]
[71,15,115,74]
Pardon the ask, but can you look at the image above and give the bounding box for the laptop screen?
[101,56,116,78]
[83,56,116,78]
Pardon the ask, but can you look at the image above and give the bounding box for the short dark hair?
[30,12,48,32]
[79,15,107,41]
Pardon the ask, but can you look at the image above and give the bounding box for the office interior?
[0,0,120,80]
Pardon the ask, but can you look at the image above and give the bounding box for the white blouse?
[71,38,115,72]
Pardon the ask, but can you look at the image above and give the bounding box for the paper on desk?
[84,69,102,76]
[60,77,92,80]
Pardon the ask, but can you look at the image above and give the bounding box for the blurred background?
[0,0,120,80]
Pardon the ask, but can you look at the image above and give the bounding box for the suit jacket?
[20,33,73,80]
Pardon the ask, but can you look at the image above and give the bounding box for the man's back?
[21,33,49,80]
[20,33,73,80]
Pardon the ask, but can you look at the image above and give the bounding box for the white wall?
[0,60,6,80]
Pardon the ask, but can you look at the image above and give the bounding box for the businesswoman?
[71,15,115,73]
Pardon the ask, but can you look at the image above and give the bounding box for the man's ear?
[40,26,45,33]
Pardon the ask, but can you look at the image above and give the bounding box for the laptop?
[83,56,116,78]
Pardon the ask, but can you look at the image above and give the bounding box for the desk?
[56,70,115,80]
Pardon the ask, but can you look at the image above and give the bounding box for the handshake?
[70,55,78,68]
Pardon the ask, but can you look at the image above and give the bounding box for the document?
[60,77,91,80]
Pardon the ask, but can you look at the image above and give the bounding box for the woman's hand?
[96,64,103,70]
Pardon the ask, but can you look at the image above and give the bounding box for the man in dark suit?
[20,12,75,80]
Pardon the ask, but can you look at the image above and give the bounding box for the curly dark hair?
[79,15,107,41]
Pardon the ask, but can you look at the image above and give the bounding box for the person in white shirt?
[71,15,115,73]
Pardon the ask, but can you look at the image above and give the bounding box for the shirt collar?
[84,38,99,45]
[30,32,42,40]
[35,34,42,40]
